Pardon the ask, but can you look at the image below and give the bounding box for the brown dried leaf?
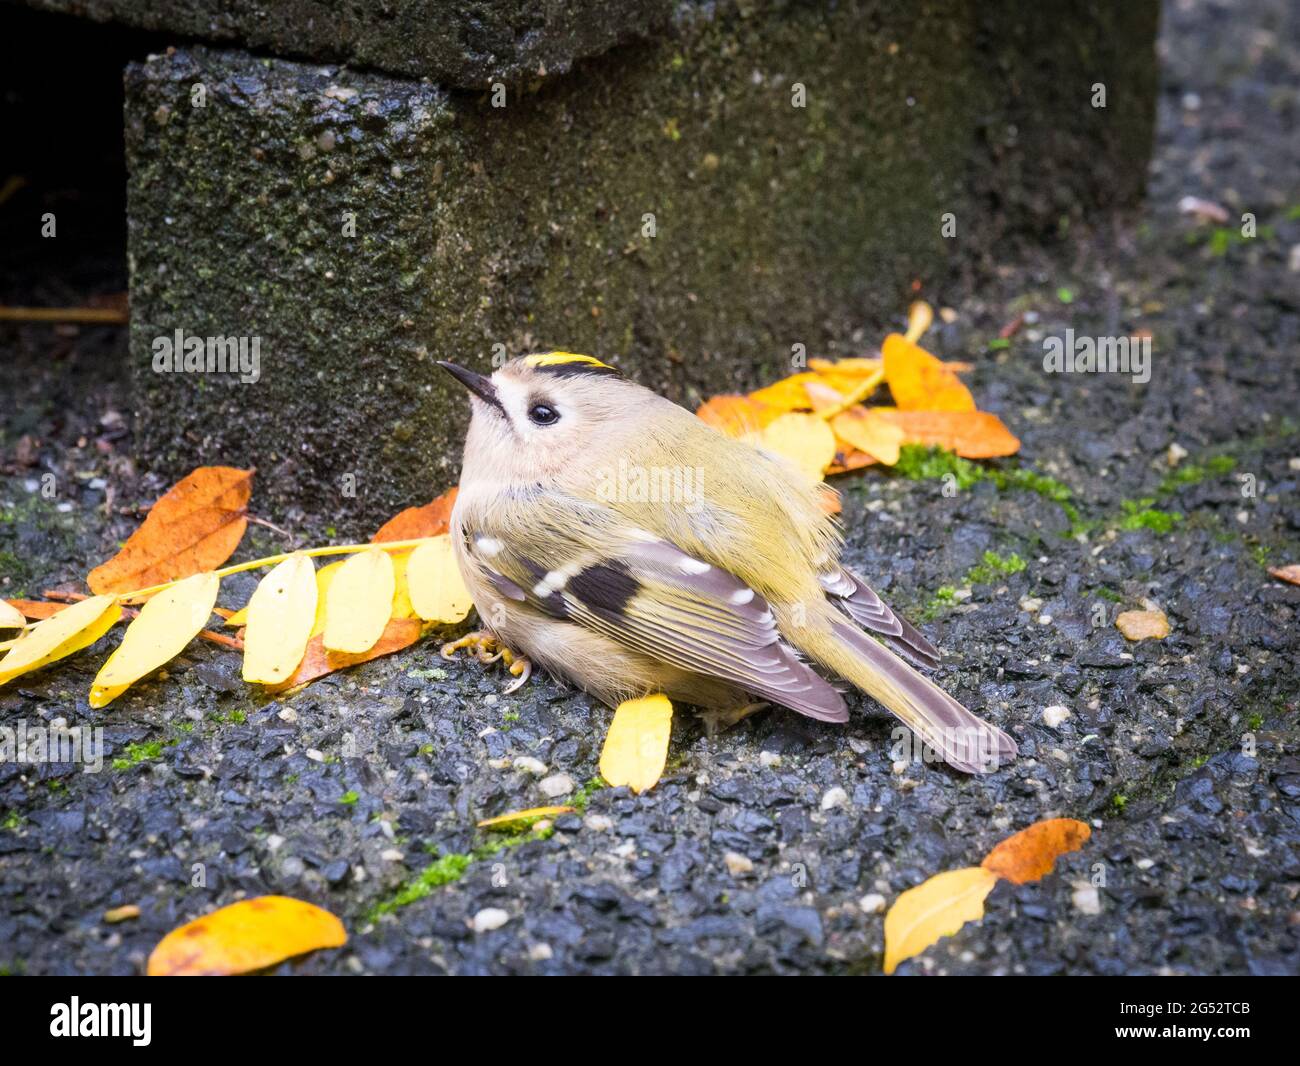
[1267,564,1300,586]
[88,467,252,597]
[1115,609,1170,641]
[981,818,1091,885]
[264,617,422,694]
[874,408,1021,459]
[371,487,458,543]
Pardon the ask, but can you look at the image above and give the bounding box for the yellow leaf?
[1115,608,1169,641]
[599,693,673,794]
[830,407,906,465]
[89,571,221,708]
[477,805,575,829]
[802,379,848,417]
[146,895,346,976]
[696,394,776,437]
[904,299,934,344]
[755,412,838,481]
[882,333,976,412]
[808,356,882,376]
[0,600,26,630]
[883,866,997,975]
[405,536,473,623]
[323,547,395,654]
[242,554,317,684]
[223,605,248,627]
[748,372,822,412]
[0,595,121,687]
[390,552,416,619]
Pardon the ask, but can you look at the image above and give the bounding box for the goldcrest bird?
[438,352,1016,774]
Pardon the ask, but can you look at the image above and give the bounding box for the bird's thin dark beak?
[437,361,502,411]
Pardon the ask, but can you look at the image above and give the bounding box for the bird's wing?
[819,565,940,669]
[463,526,847,722]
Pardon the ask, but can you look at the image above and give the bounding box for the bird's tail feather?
[818,621,1017,773]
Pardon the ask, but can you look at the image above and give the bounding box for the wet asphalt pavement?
[1,0,1298,974]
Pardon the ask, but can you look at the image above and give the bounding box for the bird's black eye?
[528,403,560,426]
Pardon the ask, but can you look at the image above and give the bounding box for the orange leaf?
[696,394,774,437]
[875,409,1020,458]
[371,487,458,543]
[830,407,905,465]
[1268,564,1300,586]
[825,448,878,475]
[88,467,252,597]
[4,599,70,620]
[882,334,976,412]
[146,895,346,976]
[981,818,1092,885]
[264,617,422,693]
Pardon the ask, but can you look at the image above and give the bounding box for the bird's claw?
[440,631,533,694]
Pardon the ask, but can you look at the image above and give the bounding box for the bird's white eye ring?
[528,402,560,426]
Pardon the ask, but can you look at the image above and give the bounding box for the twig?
[246,513,298,546]
[0,306,128,325]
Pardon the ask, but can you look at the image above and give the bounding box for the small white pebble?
[513,756,547,775]
[1236,510,1249,524]
[1136,858,1155,870]
[1042,705,1072,728]
[1166,442,1189,467]
[759,751,782,768]
[1071,882,1102,916]
[583,814,613,832]
[380,848,405,863]
[891,760,908,775]
[471,908,510,933]
[266,834,285,852]
[305,748,324,762]
[528,942,553,961]
[1038,614,1053,625]
[487,757,511,770]
[538,773,574,798]
[1019,597,1043,613]
[724,851,754,877]
[820,787,849,811]
[858,893,887,914]
[277,708,298,723]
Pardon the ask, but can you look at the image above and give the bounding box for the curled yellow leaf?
[0,600,26,631]
[755,412,838,481]
[405,536,473,623]
[830,406,906,465]
[323,547,395,654]
[0,594,121,687]
[883,866,997,975]
[90,571,221,708]
[242,554,317,684]
[146,895,346,976]
[598,693,673,794]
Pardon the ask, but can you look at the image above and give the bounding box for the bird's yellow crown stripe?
[522,351,614,371]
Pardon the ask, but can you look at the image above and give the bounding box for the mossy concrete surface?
[125,1,1158,533]
[25,0,671,86]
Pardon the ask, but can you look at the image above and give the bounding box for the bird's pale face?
[439,356,635,485]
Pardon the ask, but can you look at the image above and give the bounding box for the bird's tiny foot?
[698,702,768,737]
[440,631,533,694]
